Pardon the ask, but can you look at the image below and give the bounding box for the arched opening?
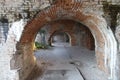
[33,19,106,80]
[50,31,71,47]
[14,1,117,80]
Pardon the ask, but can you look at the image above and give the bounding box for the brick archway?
[48,30,76,46]
[46,20,77,46]
[18,1,117,80]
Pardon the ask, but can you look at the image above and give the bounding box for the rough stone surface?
[0,19,26,80]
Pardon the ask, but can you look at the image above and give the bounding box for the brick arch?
[18,1,117,80]
[45,20,77,46]
[46,19,95,49]
[48,30,76,46]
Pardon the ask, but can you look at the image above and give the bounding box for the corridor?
[34,44,107,80]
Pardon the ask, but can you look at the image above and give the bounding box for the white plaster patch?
[0,19,26,80]
[8,19,26,41]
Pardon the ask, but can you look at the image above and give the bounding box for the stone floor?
[34,43,108,80]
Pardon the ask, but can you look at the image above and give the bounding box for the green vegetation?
[35,42,49,49]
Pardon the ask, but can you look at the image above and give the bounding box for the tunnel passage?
[51,32,70,43]
[35,20,77,46]
[47,20,77,46]
[15,0,117,80]
[47,21,95,50]
[49,31,72,47]
[48,20,95,49]
[35,20,95,50]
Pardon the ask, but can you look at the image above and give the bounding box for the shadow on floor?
[25,64,45,80]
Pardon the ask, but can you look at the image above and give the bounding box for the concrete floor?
[34,43,108,80]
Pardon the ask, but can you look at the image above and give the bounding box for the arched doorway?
[50,31,71,47]
[48,30,76,47]
[17,0,117,80]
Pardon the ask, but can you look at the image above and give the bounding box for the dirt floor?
[34,43,108,80]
